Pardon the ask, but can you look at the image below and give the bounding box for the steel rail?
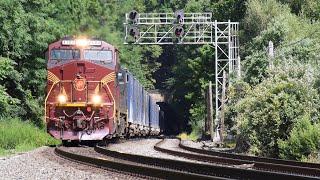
[154,139,320,179]
[54,147,221,180]
[95,141,315,180]
[179,140,320,169]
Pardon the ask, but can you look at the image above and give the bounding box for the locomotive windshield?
[84,50,112,63]
[51,49,80,60]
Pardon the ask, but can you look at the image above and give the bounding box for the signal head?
[174,26,184,37]
[128,10,138,22]
[175,10,184,24]
[129,26,140,39]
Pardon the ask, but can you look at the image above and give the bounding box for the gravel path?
[0,147,143,180]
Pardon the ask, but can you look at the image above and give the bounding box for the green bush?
[189,102,205,131]
[233,64,320,157]
[226,80,251,135]
[278,116,320,161]
[0,118,60,156]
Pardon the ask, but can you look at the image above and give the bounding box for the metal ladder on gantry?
[124,10,240,142]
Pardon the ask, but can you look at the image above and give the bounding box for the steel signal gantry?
[124,10,240,142]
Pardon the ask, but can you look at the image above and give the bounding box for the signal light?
[129,26,140,39]
[175,10,184,24]
[174,26,184,37]
[128,10,138,22]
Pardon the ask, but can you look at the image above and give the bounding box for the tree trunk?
[208,81,214,141]
[219,71,226,143]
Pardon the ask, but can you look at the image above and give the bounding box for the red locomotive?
[45,37,160,142]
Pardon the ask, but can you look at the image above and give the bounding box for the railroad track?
[179,140,320,169]
[54,138,319,179]
[55,145,224,179]
[154,139,320,179]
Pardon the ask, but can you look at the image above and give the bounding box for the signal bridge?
[124,10,240,142]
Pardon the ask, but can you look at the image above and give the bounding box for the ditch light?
[61,39,102,46]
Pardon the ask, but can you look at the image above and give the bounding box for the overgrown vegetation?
[278,116,320,162]
[226,0,320,161]
[0,0,319,161]
[232,63,320,157]
[0,118,60,156]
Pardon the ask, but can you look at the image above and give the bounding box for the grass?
[224,139,236,148]
[0,118,60,156]
[178,131,237,149]
[178,131,200,141]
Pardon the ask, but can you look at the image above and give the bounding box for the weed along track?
[54,138,319,179]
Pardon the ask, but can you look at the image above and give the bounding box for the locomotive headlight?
[92,94,102,105]
[57,94,67,104]
[76,39,88,47]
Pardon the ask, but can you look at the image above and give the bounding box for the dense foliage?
[227,0,320,161]
[278,116,320,162]
[0,0,319,160]
[0,0,163,126]
[233,63,320,157]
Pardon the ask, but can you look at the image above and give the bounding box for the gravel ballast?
[0,138,218,180]
[108,138,201,162]
[0,147,142,180]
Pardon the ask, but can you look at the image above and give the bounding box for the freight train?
[45,37,161,142]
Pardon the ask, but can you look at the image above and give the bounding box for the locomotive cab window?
[50,49,80,60]
[84,50,113,63]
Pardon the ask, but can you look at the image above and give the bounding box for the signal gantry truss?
[124,11,240,142]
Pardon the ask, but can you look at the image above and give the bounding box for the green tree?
[234,62,320,157]
[278,116,320,161]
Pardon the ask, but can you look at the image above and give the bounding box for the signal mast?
[124,10,240,142]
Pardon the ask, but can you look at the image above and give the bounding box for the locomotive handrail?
[44,82,58,123]
[58,80,101,83]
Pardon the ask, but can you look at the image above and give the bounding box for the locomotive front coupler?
[76,109,85,116]
[58,116,65,138]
